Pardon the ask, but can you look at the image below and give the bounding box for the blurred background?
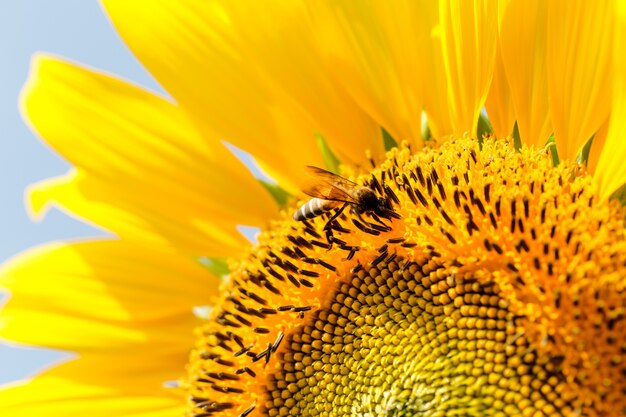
[0,1,163,385]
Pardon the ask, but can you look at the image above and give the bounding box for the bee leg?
[370,213,389,227]
[325,228,334,249]
[355,211,369,226]
[355,211,385,233]
[323,203,348,247]
[323,203,348,231]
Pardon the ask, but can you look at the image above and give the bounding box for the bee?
[293,166,390,224]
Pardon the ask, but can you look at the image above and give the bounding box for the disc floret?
[185,137,626,417]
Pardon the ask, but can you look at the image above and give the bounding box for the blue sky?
[0,1,163,385]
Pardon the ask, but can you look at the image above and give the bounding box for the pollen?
[183,137,626,417]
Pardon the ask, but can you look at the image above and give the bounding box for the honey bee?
[293,166,390,223]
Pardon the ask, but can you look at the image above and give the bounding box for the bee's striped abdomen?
[293,198,337,221]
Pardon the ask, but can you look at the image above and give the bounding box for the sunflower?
[2,1,626,416]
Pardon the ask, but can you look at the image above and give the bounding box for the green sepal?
[315,133,341,174]
[192,305,213,320]
[576,135,595,166]
[381,127,398,151]
[610,182,626,208]
[512,121,522,152]
[260,180,291,208]
[421,112,432,141]
[545,134,560,166]
[198,257,230,278]
[421,124,432,141]
[477,112,494,142]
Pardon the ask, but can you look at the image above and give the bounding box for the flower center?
[184,137,626,417]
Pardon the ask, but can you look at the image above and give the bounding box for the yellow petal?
[593,1,626,200]
[546,1,614,161]
[0,352,184,417]
[0,240,215,351]
[308,1,434,145]
[21,55,275,256]
[103,1,382,188]
[421,6,454,138]
[438,0,498,136]
[27,170,247,258]
[484,44,515,138]
[498,0,552,147]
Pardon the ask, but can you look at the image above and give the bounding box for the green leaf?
[198,257,230,278]
[381,127,398,151]
[315,133,341,174]
[260,180,291,208]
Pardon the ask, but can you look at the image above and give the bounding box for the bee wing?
[302,166,359,203]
